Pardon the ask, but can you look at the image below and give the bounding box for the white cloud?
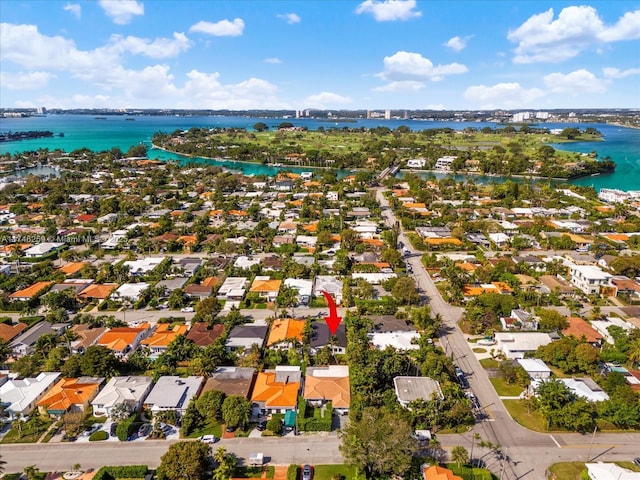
[603,66,640,79]
[98,0,144,25]
[277,13,300,24]
[63,3,81,20]
[543,69,607,94]
[303,92,352,109]
[372,80,424,92]
[264,57,282,64]
[355,0,421,22]
[464,82,544,109]
[377,51,468,82]
[444,36,471,52]
[0,71,55,90]
[509,6,640,63]
[107,32,191,59]
[189,18,245,37]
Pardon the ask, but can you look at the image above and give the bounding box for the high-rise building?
[384,109,391,120]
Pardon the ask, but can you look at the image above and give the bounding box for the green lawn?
[617,462,640,472]
[446,463,497,480]
[472,348,487,353]
[183,421,222,439]
[489,377,524,396]
[233,466,274,478]
[479,358,500,369]
[547,462,586,480]
[312,465,358,480]
[1,417,54,444]
[502,400,547,432]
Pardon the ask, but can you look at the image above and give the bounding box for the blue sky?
[1,0,639,110]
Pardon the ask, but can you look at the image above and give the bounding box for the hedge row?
[93,466,148,480]
[286,465,298,480]
[116,414,139,441]
[297,399,332,432]
[89,430,108,441]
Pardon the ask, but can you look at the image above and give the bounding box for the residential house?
[226,322,269,352]
[186,323,225,348]
[184,283,213,299]
[310,321,347,356]
[267,318,306,349]
[283,278,313,306]
[303,365,351,415]
[562,317,604,346]
[0,372,61,420]
[500,309,538,331]
[96,324,152,358]
[591,317,636,344]
[176,257,204,276]
[69,324,107,354]
[234,255,261,270]
[141,324,189,358]
[251,366,301,414]
[91,376,153,417]
[143,376,204,416]
[78,283,119,301]
[156,277,189,294]
[37,376,104,417]
[9,321,61,357]
[250,276,282,303]
[569,264,612,295]
[217,277,248,301]
[23,242,64,258]
[368,331,420,351]
[516,359,552,380]
[494,332,555,359]
[111,282,149,302]
[423,466,463,480]
[122,257,164,275]
[314,276,343,305]
[50,278,94,295]
[0,321,27,344]
[406,158,426,168]
[9,281,53,301]
[201,367,256,399]
[393,376,443,408]
[539,275,575,296]
[585,463,640,480]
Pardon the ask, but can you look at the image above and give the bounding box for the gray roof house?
[91,376,154,417]
[143,376,204,416]
[310,321,347,356]
[9,321,62,357]
[225,323,268,352]
[393,376,443,408]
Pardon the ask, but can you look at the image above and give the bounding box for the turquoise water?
[1,115,638,190]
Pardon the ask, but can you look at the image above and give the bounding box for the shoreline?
[399,168,570,182]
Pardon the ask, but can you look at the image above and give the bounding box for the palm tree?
[12,414,24,438]
[24,465,39,480]
[628,340,640,368]
[451,445,469,469]
[0,454,6,475]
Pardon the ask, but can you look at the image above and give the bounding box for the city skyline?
[1,0,639,111]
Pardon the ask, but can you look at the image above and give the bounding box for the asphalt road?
[376,187,640,479]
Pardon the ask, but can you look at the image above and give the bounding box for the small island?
[152,124,612,180]
[0,130,56,143]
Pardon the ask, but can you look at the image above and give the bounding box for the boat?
[125,117,135,121]
[94,117,107,120]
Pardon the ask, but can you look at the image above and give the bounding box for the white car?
[180,306,194,313]
[198,434,217,443]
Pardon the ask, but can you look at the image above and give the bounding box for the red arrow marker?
[321,290,342,335]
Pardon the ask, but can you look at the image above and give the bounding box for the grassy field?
[0,417,54,444]
[183,421,222,439]
[479,358,500,369]
[502,399,547,432]
[472,348,487,353]
[547,462,585,480]
[312,465,358,480]
[489,377,525,396]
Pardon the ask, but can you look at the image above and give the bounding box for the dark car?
[302,464,312,480]
[225,424,236,433]
[110,422,118,437]
[634,457,640,467]
[256,421,267,431]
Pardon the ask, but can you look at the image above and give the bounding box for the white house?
[494,332,554,359]
[102,230,128,249]
[314,275,343,305]
[591,317,636,344]
[284,278,313,306]
[143,376,203,416]
[406,158,426,169]
[586,462,640,480]
[91,376,153,417]
[516,359,552,380]
[0,372,61,420]
[23,242,65,258]
[122,257,163,275]
[234,255,262,270]
[569,264,612,295]
[112,283,149,302]
[393,376,443,408]
[435,156,457,170]
[217,277,248,301]
[352,272,397,284]
[368,331,420,351]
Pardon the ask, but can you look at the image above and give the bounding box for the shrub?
[89,430,108,441]
[286,465,298,480]
[93,466,148,480]
[266,417,283,435]
[116,414,138,441]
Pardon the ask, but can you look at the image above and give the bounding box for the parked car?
[256,421,267,431]
[159,422,173,434]
[137,423,152,437]
[634,457,640,467]
[181,306,194,313]
[198,435,217,443]
[110,422,118,437]
[302,464,312,480]
[81,424,101,437]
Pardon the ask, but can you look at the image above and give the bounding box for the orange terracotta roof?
[250,278,282,294]
[359,238,384,246]
[28,203,43,210]
[303,375,350,408]
[0,321,27,342]
[0,243,31,254]
[604,233,629,242]
[251,371,299,408]
[304,181,322,188]
[97,326,148,352]
[59,262,88,275]
[392,189,410,197]
[403,202,427,209]
[562,317,603,343]
[567,233,590,243]
[309,192,323,198]
[423,466,463,480]
[596,206,615,212]
[267,318,306,346]
[202,276,219,288]
[288,200,303,207]
[423,237,463,245]
[142,324,189,348]
[10,281,53,299]
[37,378,101,412]
[209,209,224,216]
[78,283,118,299]
[228,210,247,216]
[303,222,318,233]
[455,262,478,272]
[178,235,197,245]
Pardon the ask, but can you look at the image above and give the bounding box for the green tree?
[537,309,568,331]
[253,122,268,132]
[221,396,251,430]
[392,276,420,305]
[110,402,134,422]
[24,465,40,480]
[451,445,469,469]
[266,416,283,435]
[212,447,236,480]
[197,390,226,423]
[182,401,204,437]
[339,407,416,479]
[157,441,211,480]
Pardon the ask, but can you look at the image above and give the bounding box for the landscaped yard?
[1,417,54,444]
[233,466,275,478]
[479,358,500,369]
[446,463,497,480]
[313,464,358,480]
[547,462,586,480]
[183,421,222,439]
[503,399,546,432]
[489,377,524,396]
